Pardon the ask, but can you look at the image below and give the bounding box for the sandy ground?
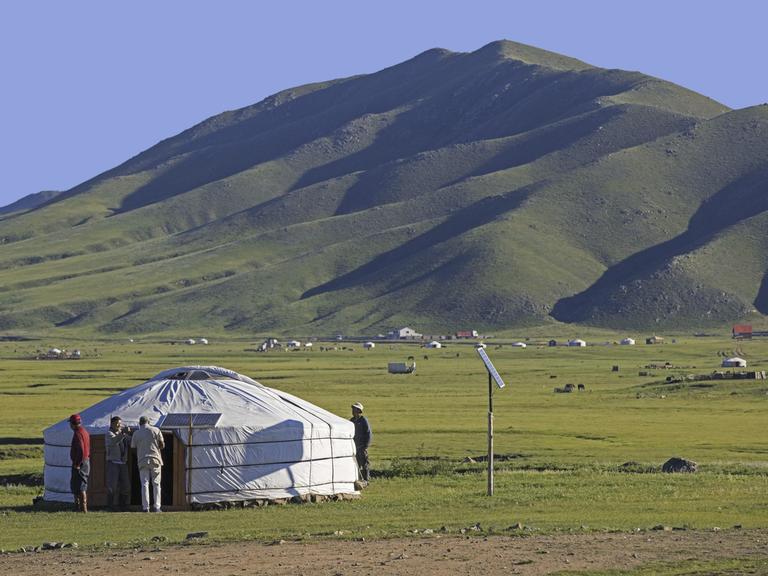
[2,529,767,576]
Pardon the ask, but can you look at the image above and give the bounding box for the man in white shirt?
[130,416,165,512]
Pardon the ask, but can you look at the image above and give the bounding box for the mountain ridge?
[1,40,765,335]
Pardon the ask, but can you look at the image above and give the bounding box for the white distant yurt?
[620,338,636,346]
[475,342,487,349]
[568,339,587,347]
[185,338,196,345]
[198,338,209,345]
[287,340,302,348]
[427,341,442,349]
[42,366,358,509]
[722,357,747,368]
[363,341,375,350]
[511,342,527,348]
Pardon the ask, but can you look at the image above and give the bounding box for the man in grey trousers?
[131,416,165,512]
[105,416,131,510]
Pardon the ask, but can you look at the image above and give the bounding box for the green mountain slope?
[1,40,764,335]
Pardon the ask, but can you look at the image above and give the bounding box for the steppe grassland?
[0,334,766,549]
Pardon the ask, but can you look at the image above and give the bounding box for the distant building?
[646,336,664,345]
[426,341,442,349]
[548,339,557,347]
[388,327,422,340]
[456,330,479,339]
[286,340,302,348]
[733,324,753,339]
[363,341,375,350]
[511,342,527,348]
[620,338,635,346]
[568,339,587,347]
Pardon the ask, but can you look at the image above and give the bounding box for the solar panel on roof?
[158,413,222,428]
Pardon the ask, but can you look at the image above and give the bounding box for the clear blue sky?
[1,0,766,206]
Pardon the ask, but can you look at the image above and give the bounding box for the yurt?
[363,341,376,350]
[287,340,302,348]
[568,339,587,347]
[722,357,747,368]
[43,366,358,509]
[475,342,487,349]
[427,341,442,349]
[620,338,636,346]
[511,342,527,348]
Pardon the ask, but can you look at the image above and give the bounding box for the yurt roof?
[43,366,350,442]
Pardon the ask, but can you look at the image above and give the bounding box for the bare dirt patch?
[1,529,766,575]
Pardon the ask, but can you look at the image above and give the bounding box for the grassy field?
[0,333,767,551]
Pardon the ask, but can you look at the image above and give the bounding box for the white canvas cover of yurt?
[620,338,636,346]
[43,366,358,508]
[568,339,587,347]
[427,341,442,349]
[722,357,747,368]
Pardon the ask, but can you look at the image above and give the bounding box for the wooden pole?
[488,371,494,496]
[187,416,193,507]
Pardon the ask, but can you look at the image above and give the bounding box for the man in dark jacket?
[350,402,372,484]
[105,416,131,510]
[69,413,90,513]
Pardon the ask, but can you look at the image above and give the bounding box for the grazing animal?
[577,384,586,391]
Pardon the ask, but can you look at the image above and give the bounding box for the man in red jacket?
[69,414,90,513]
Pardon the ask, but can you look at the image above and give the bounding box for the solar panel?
[476,347,506,389]
[158,413,222,428]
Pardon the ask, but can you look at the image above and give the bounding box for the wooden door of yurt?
[86,434,108,506]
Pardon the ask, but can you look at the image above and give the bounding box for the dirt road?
[2,529,767,575]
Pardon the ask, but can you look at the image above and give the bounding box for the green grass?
[2,470,766,550]
[0,335,766,550]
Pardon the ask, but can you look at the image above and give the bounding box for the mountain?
[0,190,61,216]
[0,40,766,336]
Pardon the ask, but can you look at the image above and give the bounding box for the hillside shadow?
[333,104,628,216]
[120,54,639,215]
[301,184,536,299]
[117,50,462,213]
[296,64,645,215]
[755,271,768,314]
[551,166,768,322]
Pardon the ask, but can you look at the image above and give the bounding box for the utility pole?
[476,347,505,497]
[488,371,494,496]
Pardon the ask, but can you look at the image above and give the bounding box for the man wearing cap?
[69,414,90,513]
[131,416,165,512]
[105,416,131,511]
[350,402,372,484]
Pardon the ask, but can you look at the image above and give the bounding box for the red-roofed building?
[455,330,478,339]
[732,324,753,339]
